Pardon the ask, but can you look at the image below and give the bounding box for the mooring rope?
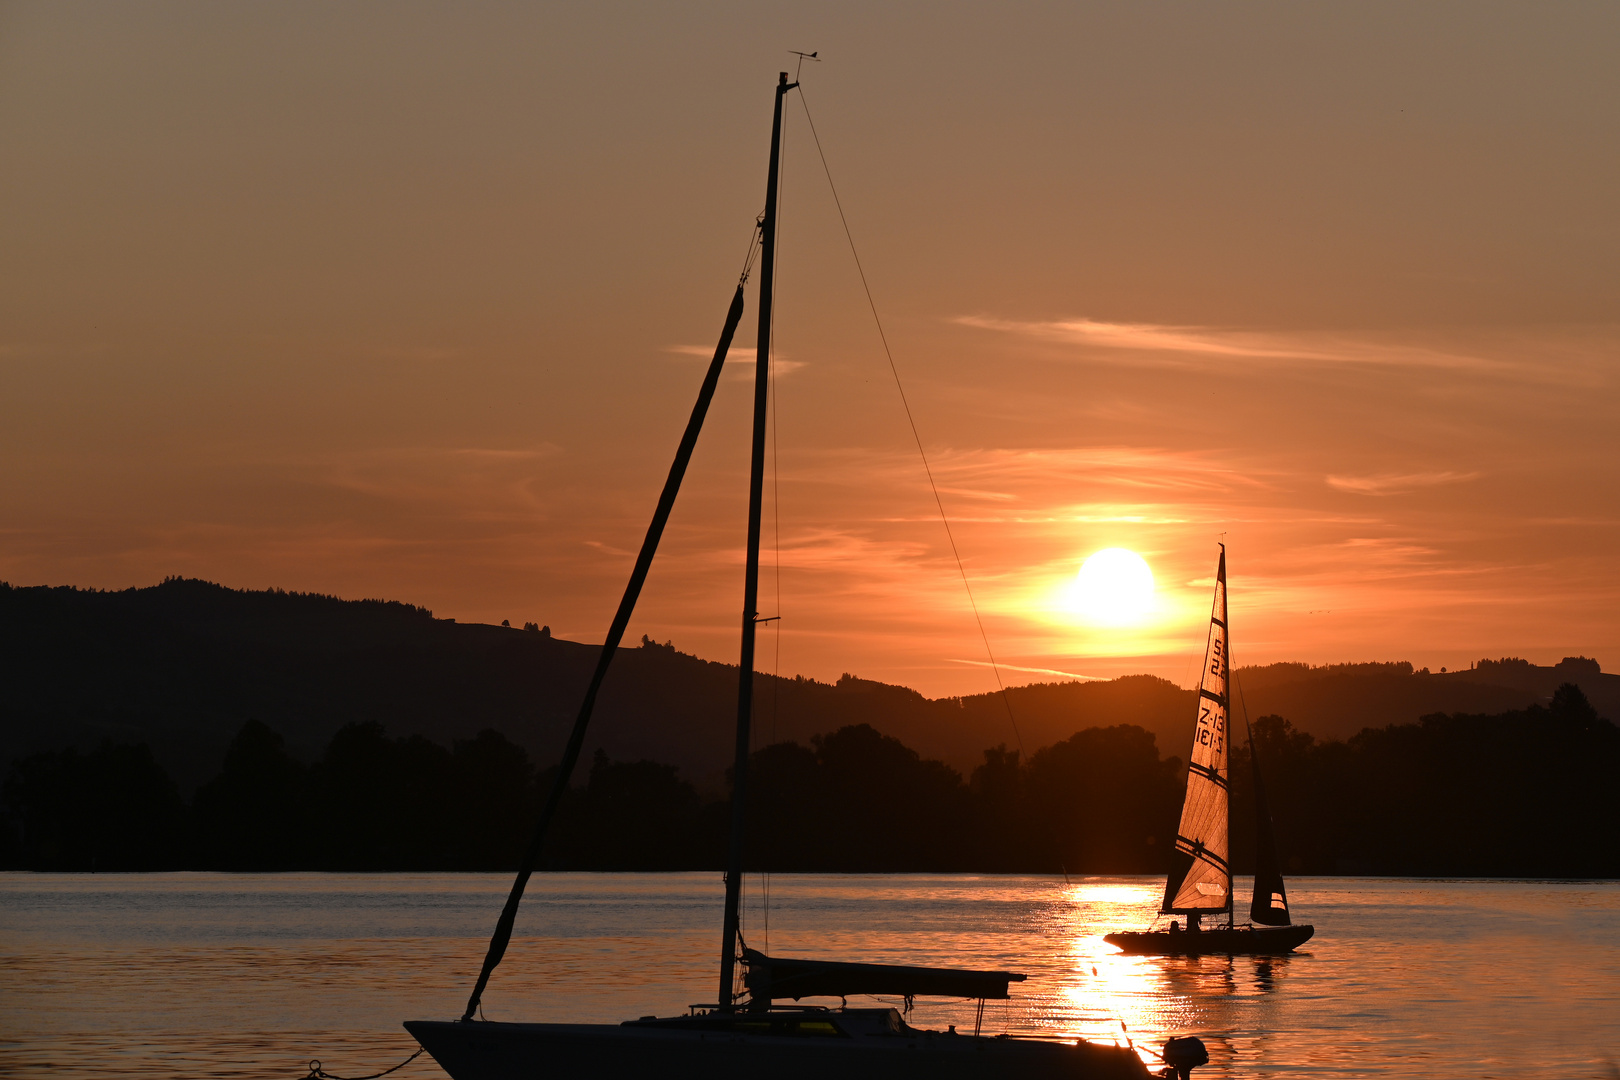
[304,1047,424,1080]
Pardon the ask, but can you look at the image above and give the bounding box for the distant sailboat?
[1105,546,1314,956]
[404,72,1161,1080]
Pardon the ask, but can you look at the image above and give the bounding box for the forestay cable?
[793,88,1032,771]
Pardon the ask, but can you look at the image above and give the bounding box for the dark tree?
[3,742,187,870]
[448,729,538,869]
[745,740,832,869]
[1026,725,1182,874]
[311,722,455,869]
[193,719,308,869]
[811,724,972,871]
[966,745,1041,872]
[551,749,706,869]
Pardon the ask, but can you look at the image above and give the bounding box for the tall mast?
[1221,545,1233,927]
[718,71,795,1011]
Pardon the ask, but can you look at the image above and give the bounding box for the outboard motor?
[1161,1036,1208,1080]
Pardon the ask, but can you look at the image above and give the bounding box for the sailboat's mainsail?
[1161,548,1232,916]
[1247,723,1292,926]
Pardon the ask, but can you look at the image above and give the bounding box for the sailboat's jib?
[1161,555,1232,915]
[1247,713,1293,927]
[1251,887,1290,925]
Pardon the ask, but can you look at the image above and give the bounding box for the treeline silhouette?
[12,579,1617,799]
[1229,684,1619,877]
[3,685,1615,875]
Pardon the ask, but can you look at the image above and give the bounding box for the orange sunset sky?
[2,3,1617,697]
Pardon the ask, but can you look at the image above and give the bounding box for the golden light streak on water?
[3,873,1617,1079]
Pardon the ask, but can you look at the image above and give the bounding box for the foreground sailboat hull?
[1104,923,1314,956]
[404,1019,1152,1080]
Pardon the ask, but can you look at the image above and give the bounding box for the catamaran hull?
[404,1020,1152,1080]
[1104,923,1314,956]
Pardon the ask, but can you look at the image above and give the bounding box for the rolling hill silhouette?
[2,579,1613,789]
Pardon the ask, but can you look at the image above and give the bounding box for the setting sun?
[1065,548,1156,627]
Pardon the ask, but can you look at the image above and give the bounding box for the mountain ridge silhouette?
[2,578,1612,790]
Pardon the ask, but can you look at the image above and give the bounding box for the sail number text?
[1196,704,1225,753]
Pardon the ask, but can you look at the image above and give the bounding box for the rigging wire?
[739,222,764,285]
[794,86,1045,854]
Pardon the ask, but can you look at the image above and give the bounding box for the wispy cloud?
[803,445,1276,494]
[956,316,1515,374]
[664,344,806,375]
[935,486,1016,502]
[313,444,564,516]
[1326,471,1481,496]
[947,658,1106,680]
[583,538,636,558]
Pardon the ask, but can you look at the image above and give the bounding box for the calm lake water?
[1,873,1616,1079]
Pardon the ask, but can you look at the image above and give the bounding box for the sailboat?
[1104,546,1315,956]
[403,73,1160,1080]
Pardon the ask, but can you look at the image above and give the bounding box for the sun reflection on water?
[1035,880,1175,1059]
[5,873,1618,1080]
